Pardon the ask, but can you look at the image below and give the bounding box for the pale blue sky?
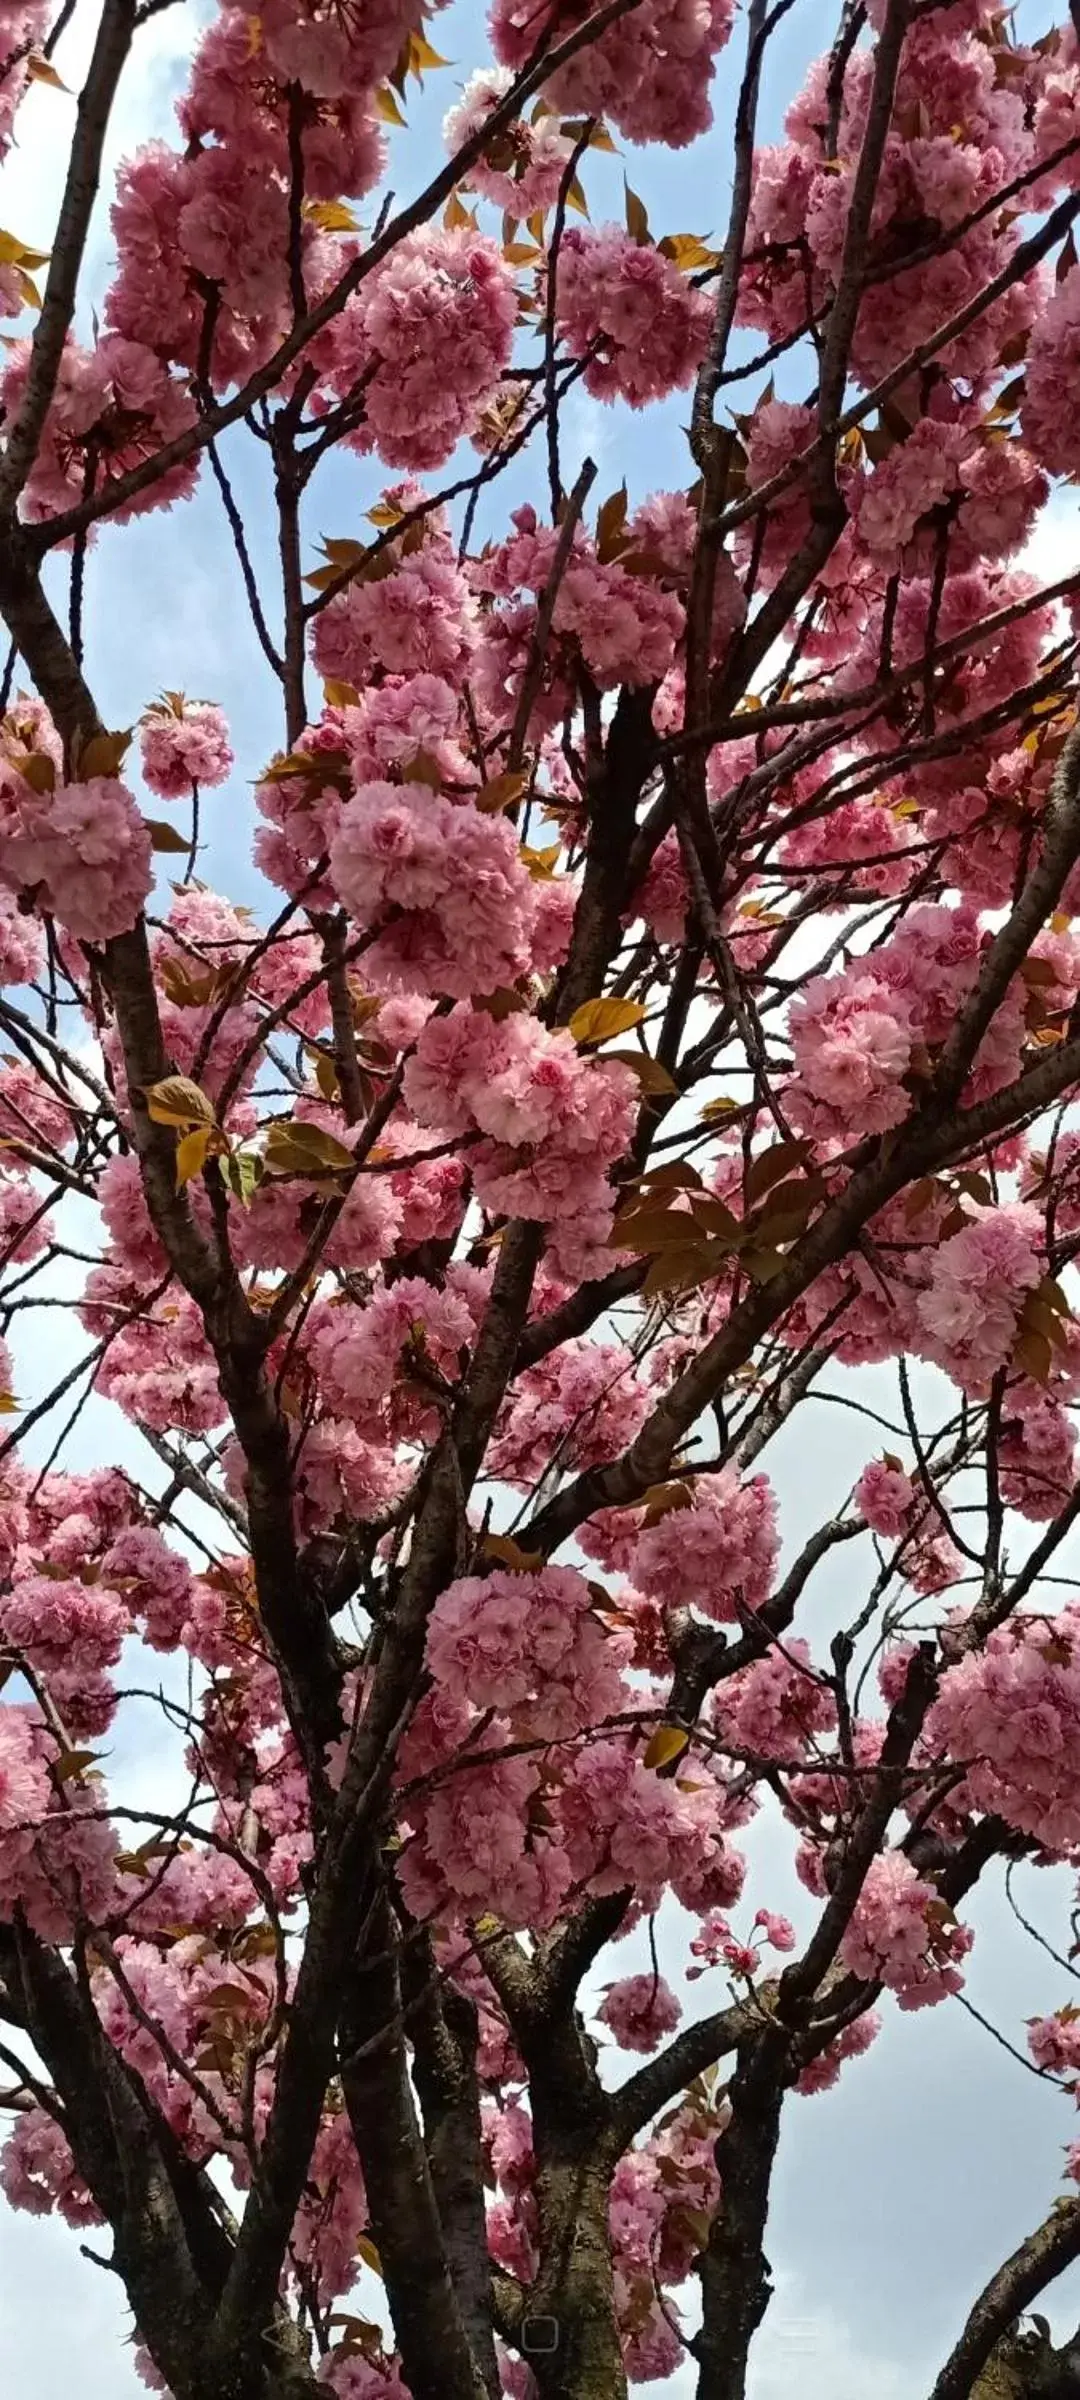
[4,2,1080,2394]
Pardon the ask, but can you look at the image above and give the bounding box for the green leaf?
[221,1148,265,1207]
[263,1119,355,1177]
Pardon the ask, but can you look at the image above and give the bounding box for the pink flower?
[855,1460,915,1538]
[0,1708,50,1830]
[0,770,152,943]
[140,698,233,797]
[631,1470,779,1623]
[599,1974,682,2052]
[788,967,913,1138]
[840,1851,973,2009]
[555,226,712,408]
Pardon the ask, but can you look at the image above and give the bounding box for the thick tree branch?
[0,0,138,507]
[928,2201,1080,2400]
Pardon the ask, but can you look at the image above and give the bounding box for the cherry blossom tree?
[10,0,1080,2394]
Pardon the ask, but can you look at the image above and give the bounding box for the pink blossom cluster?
[1024,264,1080,480]
[83,1271,226,1432]
[311,1272,484,1442]
[403,1006,637,1272]
[839,1851,974,2010]
[471,502,684,704]
[555,227,712,408]
[852,413,1047,570]
[630,1471,778,1624]
[399,1716,746,1935]
[0,881,45,988]
[0,1712,116,1941]
[139,698,233,798]
[928,1610,1080,1851]
[914,1202,1044,1395]
[0,0,48,162]
[1028,2009,1080,2079]
[0,334,198,527]
[488,1339,650,1487]
[796,2010,882,2096]
[597,1973,682,2053]
[0,765,152,945]
[788,965,915,1138]
[491,0,735,149]
[328,779,538,997]
[737,9,1040,389]
[688,1906,797,1981]
[998,1396,1079,1524]
[321,226,517,470]
[855,1459,917,1539]
[309,513,480,703]
[786,901,1063,1156]
[179,7,387,198]
[106,137,335,389]
[711,1640,838,1761]
[0,2110,101,2227]
[319,2351,409,2400]
[425,1565,629,1741]
[443,70,573,214]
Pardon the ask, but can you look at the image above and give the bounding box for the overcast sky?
[5,1,1080,2394]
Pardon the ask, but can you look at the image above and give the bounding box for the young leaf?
[76,727,132,779]
[444,190,476,231]
[144,817,191,854]
[744,1140,814,1206]
[26,50,68,86]
[176,1126,213,1189]
[644,1725,690,1770]
[221,1148,265,1207]
[606,1050,678,1096]
[263,1120,355,1177]
[480,1534,543,1574]
[595,484,629,561]
[569,996,647,1045]
[143,1076,216,1131]
[19,752,55,795]
[641,1480,694,1526]
[303,198,360,232]
[624,180,650,244]
[374,83,406,125]
[476,770,527,814]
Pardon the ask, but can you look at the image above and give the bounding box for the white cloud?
[2,4,200,295]
[1021,488,1080,593]
[748,2281,928,2400]
[0,2210,140,2398]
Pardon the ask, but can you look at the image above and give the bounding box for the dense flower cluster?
[929,1610,1080,1852]
[139,697,234,797]
[555,226,712,407]
[630,1471,779,1623]
[0,761,152,943]
[839,1851,974,2010]
[9,4,1080,2395]
[403,1006,637,1272]
[0,335,198,526]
